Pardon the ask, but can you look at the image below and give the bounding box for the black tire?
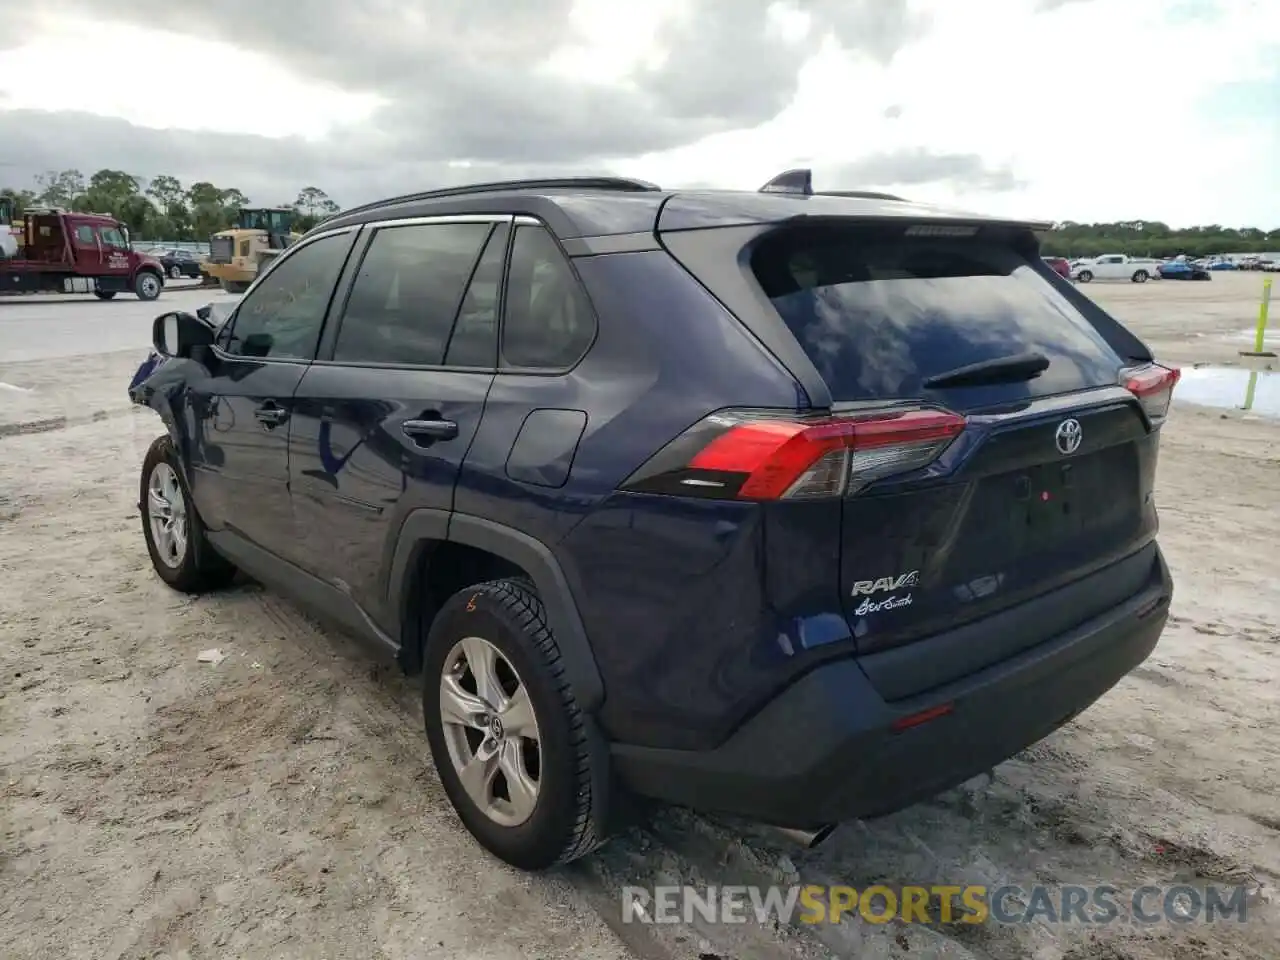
[422,579,610,870]
[169,264,183,279]
[1077,270,1093,282]
[1132,270,1148,283]
[94,290,117,300]
[139,436,236,593]
[134,270,162,301]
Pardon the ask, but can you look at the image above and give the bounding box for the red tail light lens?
[620,407,966,501]
[1123,363,1180,423]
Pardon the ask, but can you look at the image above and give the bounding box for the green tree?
[79,169,145,216]
[185,182,247,238]
[1038,219,1280,259]
[34,169,86,208]
[146,175,186,211]
[295,185,340,219]
[116,194,160,237]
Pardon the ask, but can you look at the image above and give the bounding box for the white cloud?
[621,0,1280,226]
[1,0,1276,226]
[0,16,383,139]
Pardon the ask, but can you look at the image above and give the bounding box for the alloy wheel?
[438,636,542,827]
[147,461,188,568]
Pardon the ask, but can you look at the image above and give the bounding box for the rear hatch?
[661,217,1176,663]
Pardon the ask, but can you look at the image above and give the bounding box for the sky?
[0,0,1277,228]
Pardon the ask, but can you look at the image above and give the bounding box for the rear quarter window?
[750,226,1125,406]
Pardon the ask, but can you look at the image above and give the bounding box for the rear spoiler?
[658,167,1052,234]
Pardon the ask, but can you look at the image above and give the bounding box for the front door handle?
[402,418,458,442]
[254,403,289,427]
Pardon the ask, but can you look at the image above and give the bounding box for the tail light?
[620,407,966,501]
[1123,363,1180,424]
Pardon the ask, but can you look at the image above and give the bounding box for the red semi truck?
[0,199,166,301]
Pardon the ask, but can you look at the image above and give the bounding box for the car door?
[96,224,133,282]
[1098,255,1125,280]
[71,222,103,270]
[288,215,508,624]
[185,226,359,562]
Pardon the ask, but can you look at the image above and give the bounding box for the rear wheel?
[134,271,162,301]
[169,265,182,279]
[1132,270,1148,283]
[1077,270,1093,282]
[422,579,610,870]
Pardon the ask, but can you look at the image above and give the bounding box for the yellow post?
[1243,276,1272,411]
[1253,276,1272,353]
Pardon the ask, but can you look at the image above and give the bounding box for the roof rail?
[757,168,907,203]
[820,189,907,202]
[333,176,663,221]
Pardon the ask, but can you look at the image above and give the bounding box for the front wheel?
[422,579,610,870]
[1132,270,1148,283]
[1077,270,1093,282]
[169,265,183,279]
[134,271,162,301]
[139,436,236,593]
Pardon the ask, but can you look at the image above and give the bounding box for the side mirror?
[240,332,273,357]
[153,311,215,359]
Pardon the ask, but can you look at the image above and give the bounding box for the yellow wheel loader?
[199,207,300,292]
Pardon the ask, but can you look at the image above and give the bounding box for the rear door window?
[750,226,1123,406]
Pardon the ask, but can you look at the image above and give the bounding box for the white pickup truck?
[1071,255,1163,283]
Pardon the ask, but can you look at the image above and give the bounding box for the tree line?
[1039,220,1279,259]
[0,169,341,241]
[3,169,1279,257]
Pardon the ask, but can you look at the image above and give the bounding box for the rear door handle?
[254,403,289,427]
[402,418,458,442]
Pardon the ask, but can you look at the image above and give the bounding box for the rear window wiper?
[922,351,1050,389]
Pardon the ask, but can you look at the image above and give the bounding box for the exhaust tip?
[768,823,839,849]
[810,823,838,848]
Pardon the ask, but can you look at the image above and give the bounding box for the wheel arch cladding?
[388,510,605,711]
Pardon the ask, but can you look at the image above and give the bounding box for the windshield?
[239,210,291,232]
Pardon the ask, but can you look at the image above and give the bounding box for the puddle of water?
[1175,366,1280,417]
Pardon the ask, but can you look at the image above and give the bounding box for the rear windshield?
[750,227,1124,405]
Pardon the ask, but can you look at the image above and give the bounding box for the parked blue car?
[127,171,1178,870]
[1158,261,1211,280]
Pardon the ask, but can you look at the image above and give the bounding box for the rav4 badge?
[850,571,920,597]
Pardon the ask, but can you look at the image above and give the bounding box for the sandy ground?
[1,273,1278,959]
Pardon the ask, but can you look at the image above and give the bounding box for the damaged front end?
[128,301,229,413]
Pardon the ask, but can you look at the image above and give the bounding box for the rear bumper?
[612,546,1172,828]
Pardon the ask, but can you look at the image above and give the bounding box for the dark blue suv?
[130,171,1177,870]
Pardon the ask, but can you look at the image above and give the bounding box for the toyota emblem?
[1055,418,1083,455]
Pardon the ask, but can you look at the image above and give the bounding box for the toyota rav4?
[129,170,1177,870]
